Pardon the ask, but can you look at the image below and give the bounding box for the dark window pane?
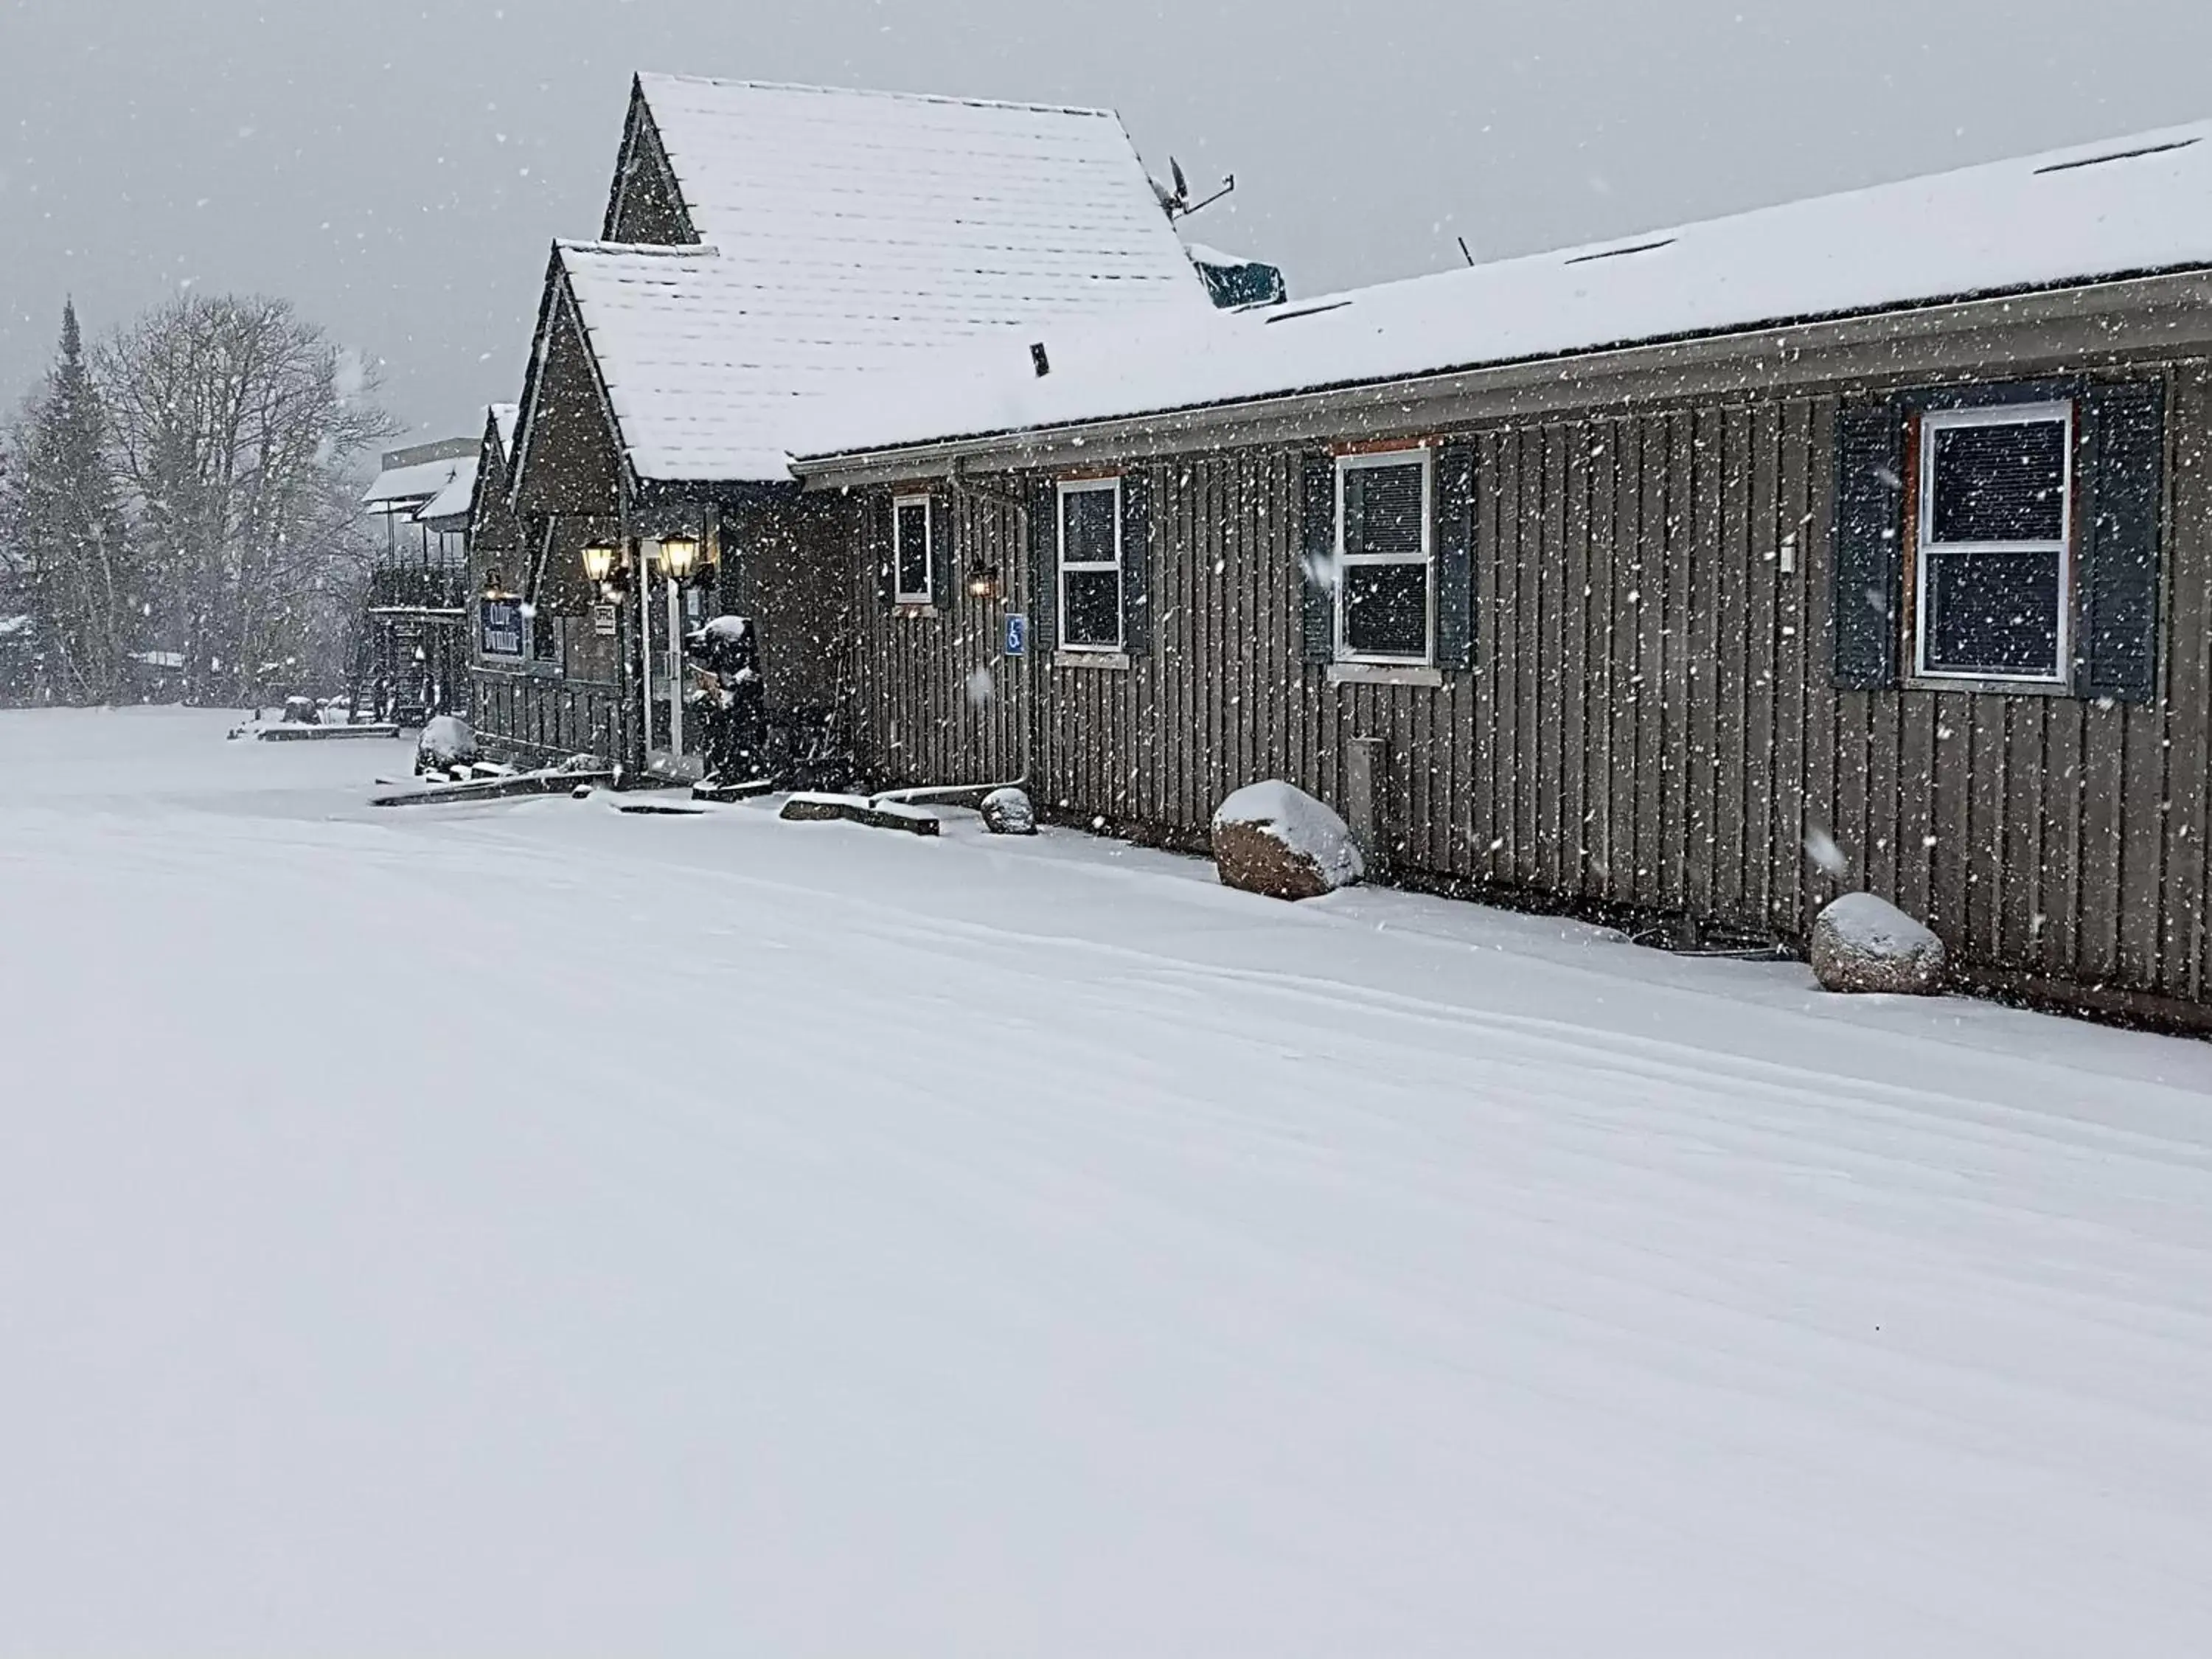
[1062,485,1119,565]
[1344,462,1425,559]
[1343,561,1428,658]
[1930,418,2067,543]
[895,502,930,596]
[1063,568,1122,648]
[1924,549,2062,675]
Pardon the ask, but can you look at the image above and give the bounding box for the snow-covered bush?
[1809,891,1946,995]
[979,785,1036,836]
[1211,780,1363,901]
[416,714,478,773]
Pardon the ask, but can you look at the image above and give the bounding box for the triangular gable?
[507,246,631,512]
[600,77,699,247]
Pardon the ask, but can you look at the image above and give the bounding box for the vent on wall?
[1564,237,1677,267]
[2034,136,2200,175]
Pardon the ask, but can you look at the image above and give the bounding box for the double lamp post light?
[578,534,705,759]
[579,532,700,600]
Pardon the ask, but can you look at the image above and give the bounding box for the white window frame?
[1335,447,1435,666]
[1057,476,1124,653]
[1913,400,2073,686]
[891,493,933,606]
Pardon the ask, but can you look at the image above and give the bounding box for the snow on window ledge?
[1902,672,2075,699]
[1328,662,1442,689]
[1054,650,1130,671]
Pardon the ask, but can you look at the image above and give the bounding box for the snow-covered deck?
[4,706,2209,1652]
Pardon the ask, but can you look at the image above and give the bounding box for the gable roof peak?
[631,70,1122,123]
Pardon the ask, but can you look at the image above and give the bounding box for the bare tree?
[99,293,392,704]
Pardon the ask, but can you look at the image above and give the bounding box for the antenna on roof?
[1152,156,1237,221]
[1456,236,1475,267]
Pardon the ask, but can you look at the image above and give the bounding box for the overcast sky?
[6,0,2210,453]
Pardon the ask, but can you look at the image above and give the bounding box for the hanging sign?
[479,597,524,658]
[1004,613,1029,657]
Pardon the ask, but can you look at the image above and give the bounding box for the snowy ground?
[4,706,2211,1657]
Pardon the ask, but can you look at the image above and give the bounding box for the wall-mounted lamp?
[482,568,507,599]
[965,563,1002,601]
[655,534,701,582]
[581,540,627,600]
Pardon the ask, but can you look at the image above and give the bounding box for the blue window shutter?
[1121,469,1152,655]
[1028,479,1058,653]
[930,487,956,608]
[2078,379,2166,703]
[1301,453,1336,664]
[1435,440,1477,671]
[872,493,894,609]
[1831,400,1905,688]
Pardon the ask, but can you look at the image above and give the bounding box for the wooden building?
[474,72,1218,781]
[357,437,479,723]
[795,120,2212,1028]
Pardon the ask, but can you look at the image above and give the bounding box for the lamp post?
[651,535,701,766]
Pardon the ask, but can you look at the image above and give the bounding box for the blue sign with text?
[1004,613,1028,657]
[480,597,525,658]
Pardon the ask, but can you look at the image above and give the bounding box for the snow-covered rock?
[416,715,478,773]
[1809,891,1947,995]
[1211,780,1363,901]
[979,785,1036,836]
[280,695,319,725]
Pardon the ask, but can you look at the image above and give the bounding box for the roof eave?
[791,264,2212,488]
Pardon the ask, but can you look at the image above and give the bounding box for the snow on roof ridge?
[555,238,723,259]
[633,70,1122,122]
[1242,114,2212,327]
[1497,114,2212,277]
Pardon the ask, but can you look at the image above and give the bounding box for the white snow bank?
[4,707,2211,1655]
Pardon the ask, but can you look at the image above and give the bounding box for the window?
[530,603,560,664]
[1057,478,1123,651]
[1337,450,1433,662]
[1914,402,2072,682]
[892,495,932,605]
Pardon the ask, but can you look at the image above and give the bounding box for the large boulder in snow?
[1809,891,1946,995]
[416,714,478,773]
[1211,781,1363,901]
[979,785,1036,836]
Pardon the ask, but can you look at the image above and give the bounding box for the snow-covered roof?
[362,455,467,509]
[793,118,2212,465]
[0,613,33,639]
[491,403,520,462]
[416,457,481,524]
[550,75,1212,483]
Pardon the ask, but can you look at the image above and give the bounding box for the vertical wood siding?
[846,361,2212,1011]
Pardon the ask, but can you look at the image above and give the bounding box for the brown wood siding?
[846,359,2212,1013]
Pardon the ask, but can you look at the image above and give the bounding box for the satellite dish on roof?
[1152,155,1235,221]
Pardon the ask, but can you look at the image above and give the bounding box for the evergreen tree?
[1,302,136,701]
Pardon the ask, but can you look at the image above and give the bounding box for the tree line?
[0,293,392,706]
